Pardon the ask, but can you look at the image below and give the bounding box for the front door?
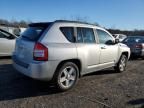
[96,29,118,64]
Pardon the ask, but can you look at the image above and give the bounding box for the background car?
[122,36,144,58]
[113,34,127,42]
[0,29,17,56]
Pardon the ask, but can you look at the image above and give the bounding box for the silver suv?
[12,20,130,91]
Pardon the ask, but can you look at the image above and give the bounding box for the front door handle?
[101,46,107,49]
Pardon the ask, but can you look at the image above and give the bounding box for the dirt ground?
[0,57,144,108]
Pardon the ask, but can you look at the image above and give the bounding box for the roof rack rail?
[54,20,98,26]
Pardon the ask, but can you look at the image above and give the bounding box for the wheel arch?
[121,52,129,58]
[54,59,82,78]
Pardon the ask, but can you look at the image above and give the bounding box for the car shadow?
[129,56,143,61]
[0,64,118,102]
[0,64,61,101]
[127,99,144,107]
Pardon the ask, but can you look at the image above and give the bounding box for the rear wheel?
[115,55,128,72]
[54,62,79,91]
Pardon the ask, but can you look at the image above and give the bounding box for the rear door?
[96,29,118,64]
[0,30,16,56]
[75,27,100,73]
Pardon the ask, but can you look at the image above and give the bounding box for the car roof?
[29,20,101,28]
[55,20,99,26]
[29,20,110,35]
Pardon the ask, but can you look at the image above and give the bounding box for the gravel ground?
[0,57,144,108]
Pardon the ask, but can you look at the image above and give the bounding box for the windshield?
[0,30,16,39]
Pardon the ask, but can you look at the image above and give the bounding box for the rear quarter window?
[60,27,75,42]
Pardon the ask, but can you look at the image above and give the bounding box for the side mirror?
[105,40,115,45]
[115,38,119,44]
[8,35,16,40]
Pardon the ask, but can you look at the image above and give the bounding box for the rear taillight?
[33,42,48,61]
[134,44,142,49]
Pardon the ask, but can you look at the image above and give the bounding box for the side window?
[82,28,95,43]
[0,31,7,38]
[77,28,83,43]
[0,30,15,39]
[76,27,96,43]
[96,29,113,44]
[60,27,75,42]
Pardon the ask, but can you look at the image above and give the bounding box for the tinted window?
[22,27,46,41]
[22,23,51,41]
[0,30,15,39]
[82,28,95,43]
[77,28,95,43]
[96,29,113,44]
[0,31,6,38]
[60,27,74,42]
[77,28,83,43]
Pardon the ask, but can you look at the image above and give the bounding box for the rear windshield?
[123,37,144,43]
[21,23,52,41]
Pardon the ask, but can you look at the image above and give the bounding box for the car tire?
[54,62,79,91]
[115,54,128,73]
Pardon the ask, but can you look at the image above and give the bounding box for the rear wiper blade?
[22,35,33,41]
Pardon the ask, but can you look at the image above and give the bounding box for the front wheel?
[115,55,128,73]
[54,62,79,91]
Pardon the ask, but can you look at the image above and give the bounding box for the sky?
[0,0,144,30]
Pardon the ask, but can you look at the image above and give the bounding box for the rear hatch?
[14,23,52,64]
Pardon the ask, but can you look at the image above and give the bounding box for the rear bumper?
[12,56,59,81]
[131,49,144,57]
